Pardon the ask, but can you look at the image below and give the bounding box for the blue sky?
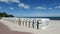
[0,0,60,17]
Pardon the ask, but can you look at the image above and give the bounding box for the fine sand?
[0,19,60,34]
[0,22,32,34]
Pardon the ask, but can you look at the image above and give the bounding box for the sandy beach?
[0,19,60,34]
[0,21,32,34]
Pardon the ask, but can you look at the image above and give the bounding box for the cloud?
[0,0,8,3]
[0,0,20,3]
[48,8,53,10]
[9,7,14,10]
[0,0,30,9]
[35,6,46,10]
[18,3,30,9]
[55,5,60,8]
[11,0,20,3]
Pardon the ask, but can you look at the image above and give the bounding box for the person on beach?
[18,18,21,26]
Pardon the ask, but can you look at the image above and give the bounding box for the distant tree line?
[0,12,14,17]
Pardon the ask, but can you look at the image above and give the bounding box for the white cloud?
[19,3,25,7]
[24,5,30,9]
[11,0,20,3]
[9,7,14,10]
[48,8,52,10]
[35,6,46,10]
[18,3,30,9]
[55,5,60,8]
[0,0,8,3]
[0,0,30,9]
[0,0,20,3]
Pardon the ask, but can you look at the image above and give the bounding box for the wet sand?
[0,22,32,34]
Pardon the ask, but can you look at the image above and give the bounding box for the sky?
[0,0,60,17]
